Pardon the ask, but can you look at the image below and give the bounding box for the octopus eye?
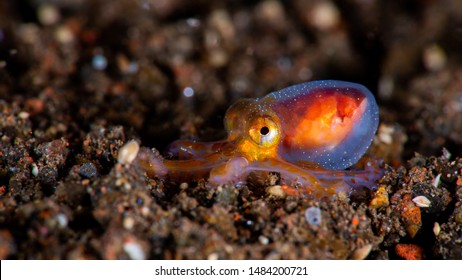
[260,126,270,135]
[249,117,280,147]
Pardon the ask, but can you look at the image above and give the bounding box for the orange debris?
[281,185,298,196]
[398,194,422,237]
[395,244,423,260]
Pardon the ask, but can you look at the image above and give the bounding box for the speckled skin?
[140,80,382,196]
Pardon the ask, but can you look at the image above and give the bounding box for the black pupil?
[260,126,270,135]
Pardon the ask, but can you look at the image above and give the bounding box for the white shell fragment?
[432,174,441,188]
[305,206,322,226]
[31,163,39,177]
[117,140,140,165]
[442,148,451,160]
[350,244,373,260]
[377,124,394,144]
[56,213,68,228]
[412,196,431,208]
[433,222,441,236]
[18,111,30,119]
[123,241,146,260]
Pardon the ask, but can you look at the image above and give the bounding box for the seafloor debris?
[1,0,462,260]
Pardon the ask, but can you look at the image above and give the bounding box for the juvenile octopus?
[137,80,383,197]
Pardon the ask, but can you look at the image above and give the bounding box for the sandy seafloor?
[0,0,462,259]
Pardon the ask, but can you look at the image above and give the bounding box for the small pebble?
[123,182,132,191]
[304,206,322,226]
[256,0,286,26]
[412,196,431,208]
[298,67,312,81]
[37,4,61,26]
[141,206,150,217]
[423,44,447,72]
[78,162,98,179]
[369,185,389,208]
[179,182,189,190]
[117,140,140,165]
[54,26,75,44]
[378,75,395,100]
[454,208,462,224]
[116,54,138,74]
[115,177,126,186]
[208,49,228,68]
[310,1,340,31]
[208,9,235,42]
[182,87,194,98]
[266,185,286,199]
[207,252,219,260]
[284,201,298,212]
[92,54,108,70]
[123,217,135,230]
[38,166,58,187]
[186,18,201,28]
[258,235,269,245]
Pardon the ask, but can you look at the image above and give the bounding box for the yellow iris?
[248,116,280,148]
